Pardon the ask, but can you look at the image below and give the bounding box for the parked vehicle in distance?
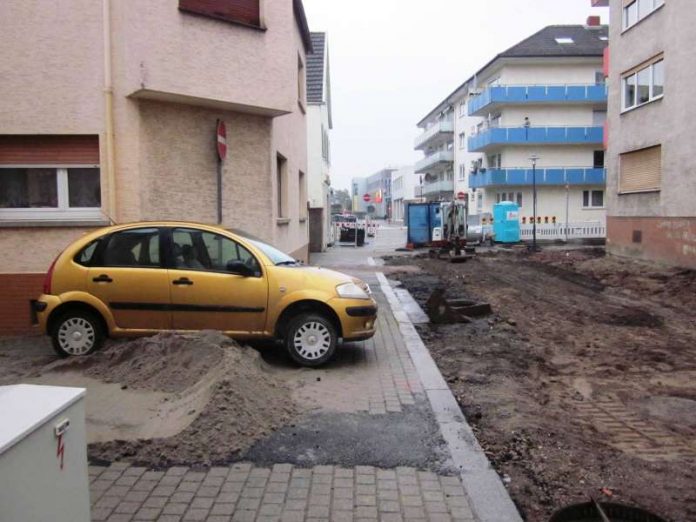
[34,222,377,367]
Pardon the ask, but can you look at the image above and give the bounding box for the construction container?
[406,202,442,246]
[493,201,521,243]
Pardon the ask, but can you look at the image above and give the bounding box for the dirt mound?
[48,331,226,393]
[65,331,300,467]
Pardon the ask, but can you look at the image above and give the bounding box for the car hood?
[292,266,359,285]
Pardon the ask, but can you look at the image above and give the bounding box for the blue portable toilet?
[493,201,521,243]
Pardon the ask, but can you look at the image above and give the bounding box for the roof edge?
[293,0,313,54]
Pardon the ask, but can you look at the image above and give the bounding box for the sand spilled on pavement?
[46,331,298,467]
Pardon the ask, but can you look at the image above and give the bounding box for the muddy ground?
[386,247,696,522]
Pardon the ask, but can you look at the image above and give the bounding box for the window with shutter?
[619,145,661,193]
[179,0,261,27]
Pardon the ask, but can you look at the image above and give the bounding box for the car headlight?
[336,282,370,300]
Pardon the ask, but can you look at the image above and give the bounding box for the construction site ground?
[385,246,696,522]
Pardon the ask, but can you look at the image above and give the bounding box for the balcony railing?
[468,126,603,152]
[420,179,454,195]
[468,84,608,116]
[414,121,454,150]
[468,167,606,188]
[414,150,454,174]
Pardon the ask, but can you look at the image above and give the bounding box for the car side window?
[101,228,160,268]
[171,228,261,276]
[74,239,100,267]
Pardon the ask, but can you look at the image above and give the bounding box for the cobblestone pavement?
[90,463,475,522]
[89,225,480,521]
[288,289,422,416]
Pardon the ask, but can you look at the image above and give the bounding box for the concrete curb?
[376,272,523,522]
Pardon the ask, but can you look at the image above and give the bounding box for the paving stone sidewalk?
[90,463,475,522]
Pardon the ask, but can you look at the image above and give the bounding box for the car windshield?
[230,229,298,266]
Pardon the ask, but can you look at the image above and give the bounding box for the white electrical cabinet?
[0,384,90,522]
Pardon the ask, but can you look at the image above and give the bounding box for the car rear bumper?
[33,294,61,332]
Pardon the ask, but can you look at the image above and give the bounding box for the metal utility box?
[0,384,90,522]
[493,201,521,243]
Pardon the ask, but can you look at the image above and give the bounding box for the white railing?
[519,221,605,240]
[415,150,454,174]
[414,121,455,149]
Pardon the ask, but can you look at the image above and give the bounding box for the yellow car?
[34,222,377,367]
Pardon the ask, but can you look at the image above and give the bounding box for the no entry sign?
[216,120,227,160]
[363,193,371,203]
[457,191,467,200]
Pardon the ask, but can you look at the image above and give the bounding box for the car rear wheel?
[51,310,104,357]
[285,313,337,367]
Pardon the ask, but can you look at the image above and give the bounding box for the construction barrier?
[332,220,380,246]
[519,221,606,241]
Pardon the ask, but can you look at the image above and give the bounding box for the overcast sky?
[302,0,610,191]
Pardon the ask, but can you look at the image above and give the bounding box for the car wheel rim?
[293,321,332,360]
[58,318,95,355]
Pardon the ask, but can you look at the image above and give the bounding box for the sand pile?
[49,331,225,392]
[56,331,300,467]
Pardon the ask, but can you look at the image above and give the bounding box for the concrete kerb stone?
[375,271,523,522]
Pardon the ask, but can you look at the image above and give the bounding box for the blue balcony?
[468,126,604,152]
[469,167,606,189]
[468,84,607,116]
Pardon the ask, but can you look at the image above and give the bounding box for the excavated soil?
[386,248,696,522]
[1,332,298,468]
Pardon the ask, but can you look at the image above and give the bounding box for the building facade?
[417,23,609,227]
[0,0,312,333]
[390,165,418,224]
[306,32,333,253]
[606,0,695,267]
[414,109,455,202]
[351,168,395,217]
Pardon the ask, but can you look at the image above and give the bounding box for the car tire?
[51,309,105,357]
[284,313,337,367]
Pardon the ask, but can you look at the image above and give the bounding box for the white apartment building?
[414,109,455,202]
[306,32,333,252]
[416,22,609,226]
[391,165,418,224]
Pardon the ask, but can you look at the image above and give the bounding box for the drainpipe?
[103,0,117,222]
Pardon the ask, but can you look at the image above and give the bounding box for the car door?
[86,227,171,331]
[167,227,268,335]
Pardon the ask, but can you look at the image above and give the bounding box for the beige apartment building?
[606,0,696,267]
[0,0,312,333]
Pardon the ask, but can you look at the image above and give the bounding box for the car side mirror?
[226,260,254,277]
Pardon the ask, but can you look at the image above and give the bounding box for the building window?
[297,55,305,107]
[622,57,664,111]
[516,192,523,207]
[619,145,661,193]
[0,167,101,220]
[179,0,261,27]
[458,165,466,181]
[276,154,287,218]
[458,133,466,149]
[582,190,604,208]
[459,101,466,117]
[594,150,605,168]
[623,0,664,31]
[299,171,307,220]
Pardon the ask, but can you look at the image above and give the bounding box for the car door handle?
[92,274,113,283]
[172,277,194,286]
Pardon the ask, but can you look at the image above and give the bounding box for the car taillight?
[43,254,60,294]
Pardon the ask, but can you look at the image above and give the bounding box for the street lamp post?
[529,154,539,251]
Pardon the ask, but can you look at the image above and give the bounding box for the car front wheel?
[51,310,104,357]
[285,313,337,367]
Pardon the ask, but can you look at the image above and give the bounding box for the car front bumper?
[331,297,378,342]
